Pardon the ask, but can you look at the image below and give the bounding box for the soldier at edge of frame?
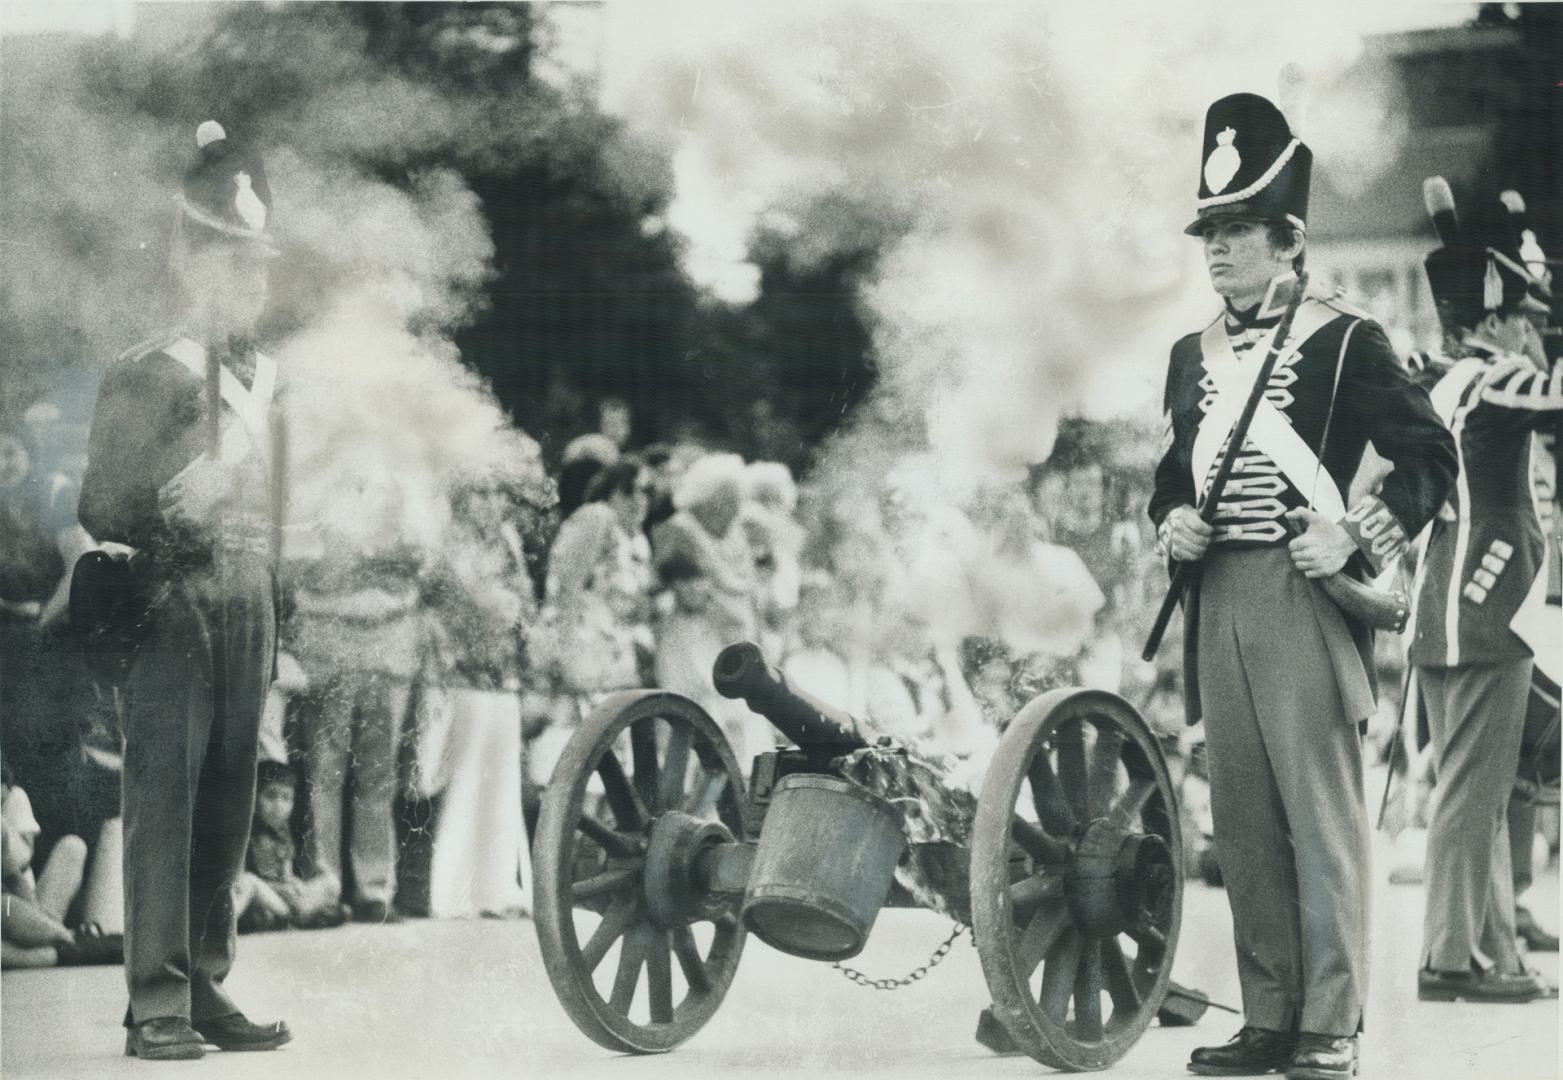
[1406,179,1562,1005]
[77,120,292,1061]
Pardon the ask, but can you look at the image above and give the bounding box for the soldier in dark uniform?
[1407,179,1561,1004]
[78,121,291,1060]
[1150,94,1456,1079]
[1497,188,1561,957]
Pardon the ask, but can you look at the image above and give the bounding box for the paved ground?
[4,845,1557,1079]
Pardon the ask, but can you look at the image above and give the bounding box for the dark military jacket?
[79,333,276,567]
[1151,286,1455,569]
[1148,278,1457,720]
[1409,349,1562,672]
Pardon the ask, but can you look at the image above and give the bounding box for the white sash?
[1427,357,1486,426]
[164,337,276,465]
[1192,300,1346,521]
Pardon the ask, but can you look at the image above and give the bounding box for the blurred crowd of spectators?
[2,392,1553,956]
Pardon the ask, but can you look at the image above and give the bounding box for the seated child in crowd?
[2,766,120,968]
[236,760,346,932]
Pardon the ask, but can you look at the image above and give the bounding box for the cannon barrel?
[712,642,868,754]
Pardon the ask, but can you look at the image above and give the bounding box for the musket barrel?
[712,642,867,753]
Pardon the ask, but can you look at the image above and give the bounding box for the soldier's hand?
[1284,506,1354,578]
[1163,505,1213,562]
[158,456,241,527]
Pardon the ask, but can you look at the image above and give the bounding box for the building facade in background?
[1311,17,1557,353]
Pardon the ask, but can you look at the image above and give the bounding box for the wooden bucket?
[741,774,905,961]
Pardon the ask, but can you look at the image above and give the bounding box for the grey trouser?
[1197,546,1372,1037]
[121,561,273,1024]
[1417,659,1531,974]
[1509,795,1535,900]
[301,671,411,907]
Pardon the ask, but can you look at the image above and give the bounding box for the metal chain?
[831,922,970,990]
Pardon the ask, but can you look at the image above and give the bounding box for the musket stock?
[1315,571,1409,633]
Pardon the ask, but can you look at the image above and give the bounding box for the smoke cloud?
[1,5,561,562]
[1,2,1434,664]
[571,0,1418,656]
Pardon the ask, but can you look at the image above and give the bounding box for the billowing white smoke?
[2,6,554,570]
[267,156,528,550]
[573,0,1413,657]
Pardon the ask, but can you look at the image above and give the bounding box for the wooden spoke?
[609,932,646,1014]
[683,768,729,817]
[1010,868,1067,925]
[1074,942,1105,1041]
[596,751,648,831]
[1054,722,1089,822]
[657,723,692,812]
[1108,776,1157,830]
[646,931,674,1024]
[631,720,659,810]
[1086,727,1125,818]
[672,926,711,994]
[1101,937,1142,1014]
[580,894,638,973]
[1026,751,1076,835]
[573,865,642,903]
[576,814,638,857]
[1038,929,1082,1022]
[1012,817,1068,865]
[534,691,749,1053]
[971,688,1183,1071]
[1013,898,1070,978]
[1129,923,1167,958]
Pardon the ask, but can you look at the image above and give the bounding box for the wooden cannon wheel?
[970,688,1183,1071]
[534,691,751,1053]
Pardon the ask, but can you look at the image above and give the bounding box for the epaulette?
[1170,328,1207,367]
[115,332,183,366]
[1312,287,1375,322]
[1474,352,1537,395]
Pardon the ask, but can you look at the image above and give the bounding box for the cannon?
[532,642,1183,1070]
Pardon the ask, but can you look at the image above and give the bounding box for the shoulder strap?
[163,337,272,436]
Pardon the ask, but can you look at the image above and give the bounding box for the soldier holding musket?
[1408,179,1561,1004]
[1149,94,1455,1079]
[77,121,291,1060]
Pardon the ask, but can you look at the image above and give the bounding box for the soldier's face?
[1479,311,1547,366]
[1199,218,1294,305]
[183,241,270,333]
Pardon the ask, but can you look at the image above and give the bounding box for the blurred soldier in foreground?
[1150,94,1454,1079]
[77,121,290,1060]
[1409,179,1561,1003]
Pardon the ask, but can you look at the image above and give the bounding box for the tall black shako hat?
[1422,176,1551,329]
[175,120,273,249]
[1184,93,1311,236]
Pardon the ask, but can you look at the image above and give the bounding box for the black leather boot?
[190,1012,292,1052]
[1516,905,1560,952]
[124,1018,206,1060]
[1286,1033,1358,1079]
[1188,1026,1298,1075]
[1419,965,1544,1003]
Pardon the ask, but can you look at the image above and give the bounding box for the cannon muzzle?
[712,642,867,754]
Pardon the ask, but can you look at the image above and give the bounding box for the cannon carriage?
[532,642,1183,1071]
